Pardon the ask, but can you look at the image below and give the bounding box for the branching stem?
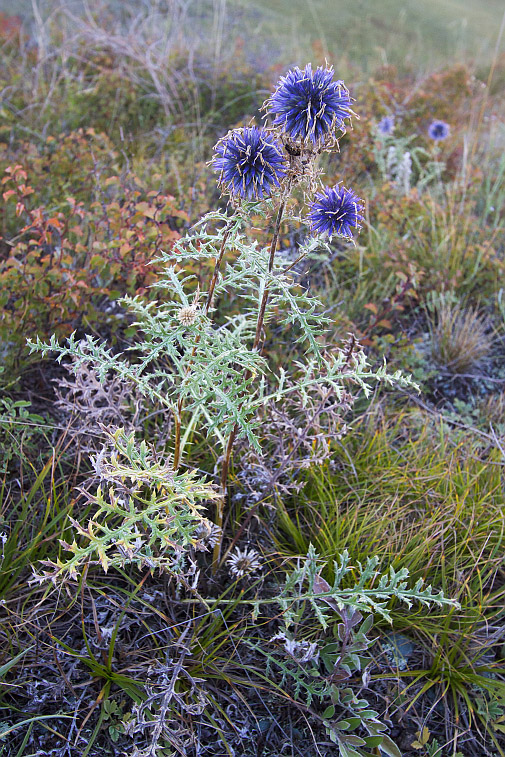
[253,199,286,350]
[205,228,231,316]
[213,202,286,570]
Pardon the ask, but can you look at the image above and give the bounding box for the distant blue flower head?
[266,64,353,145]
[377,115,395,136]
[428,120,450,141]
[309,185,364,239]
[212,127,286,201]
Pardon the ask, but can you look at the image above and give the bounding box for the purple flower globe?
[212,127,286,201]
[309,185,364,239]
[377,115,395,136]
[266,64,353,145]
[428,120,450,141]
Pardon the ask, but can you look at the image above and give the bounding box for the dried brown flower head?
[177,305,199,327]
[226,547,263,578]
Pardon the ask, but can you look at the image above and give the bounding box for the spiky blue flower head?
[428,120,450,141]
[212,127,286,201]
[309,185,364,239]
[266,64,353,145]
[377,115,395,136]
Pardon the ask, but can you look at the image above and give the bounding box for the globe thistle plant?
[265,63,354,148]
[377,115,395,136]
[308,185,365,239]
[212,127,286,201]
[207,66,364,562]
[32,64,412,579]
[428,119,450,141]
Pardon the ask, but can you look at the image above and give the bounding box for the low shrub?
[0,147,188,370]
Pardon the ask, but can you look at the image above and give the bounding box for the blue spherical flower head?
[377,115,395,136]
[428,120,450,141]
[266,64,354,146]
[309,185,364,239]
[212,127,286,201]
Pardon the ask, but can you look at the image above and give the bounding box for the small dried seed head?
[177,305,198,326]
[192,520,222,550]
[226,547,263,579]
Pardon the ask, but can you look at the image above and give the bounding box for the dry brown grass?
[430,299,491,374]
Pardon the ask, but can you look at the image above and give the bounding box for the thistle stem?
[253,200,286,350]
[172,227,231,472]
[173,413,182,471]
[205,229,230,316]
[212,202,286,571]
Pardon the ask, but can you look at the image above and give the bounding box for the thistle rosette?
[428,120,450,141]
[212,127,286,201]
[265,64,354,146]
[309,185,364,239]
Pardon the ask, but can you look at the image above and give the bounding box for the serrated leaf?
[415,727,430,746]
